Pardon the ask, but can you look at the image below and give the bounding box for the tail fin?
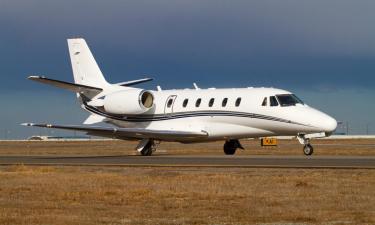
[67,38,109,88]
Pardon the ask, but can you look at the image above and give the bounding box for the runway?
[0,155,374,168]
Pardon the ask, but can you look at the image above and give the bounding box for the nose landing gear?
[297,134,314,156]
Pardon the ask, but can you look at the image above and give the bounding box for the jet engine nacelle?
[104,89,154,115]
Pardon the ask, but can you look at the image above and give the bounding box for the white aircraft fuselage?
[24,38,337,156]
[99,88,336,142]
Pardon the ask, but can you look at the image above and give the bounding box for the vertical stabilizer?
[67,38,108,88]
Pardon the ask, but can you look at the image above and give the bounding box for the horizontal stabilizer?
[28,76,102,93]
[115,78,153,87]
[21,123,208,141]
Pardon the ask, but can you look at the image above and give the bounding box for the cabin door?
[164,95,177,115]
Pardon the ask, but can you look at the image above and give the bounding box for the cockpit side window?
[270,96,279,107]
[292,94,304,105]
[276,94,304,107]
[261,97,267,106]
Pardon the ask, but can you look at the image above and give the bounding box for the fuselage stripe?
[83,104,311,127]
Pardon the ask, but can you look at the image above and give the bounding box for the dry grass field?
[0,138,374,156]
[0,165,374,225]
[0,139,374,224]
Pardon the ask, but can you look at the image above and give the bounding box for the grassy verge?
[0,165,374,225]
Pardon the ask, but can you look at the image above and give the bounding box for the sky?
[0,0,374,138]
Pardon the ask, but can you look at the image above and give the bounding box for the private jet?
[23,38,337,156]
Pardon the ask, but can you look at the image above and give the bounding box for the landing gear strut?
[223,139,244,155]
[297,134,314,156]
[136,139,156,156]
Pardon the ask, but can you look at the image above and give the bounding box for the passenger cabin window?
[261,97,267,106]
[222,98,228,107]
[209,98,215,107]
[270,96,279,107]
[167,98,173,108]
[195,98,201,107]
[182,99,188,108]
[276,94,304,107]
[235,97,241,107]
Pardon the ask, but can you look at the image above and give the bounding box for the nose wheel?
[297,134,314,156]
[303,144,314,156]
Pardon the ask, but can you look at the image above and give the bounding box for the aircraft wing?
[22,123,208,141]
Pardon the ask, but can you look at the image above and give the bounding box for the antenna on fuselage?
[156,85,162,91]
[193,83,200,90]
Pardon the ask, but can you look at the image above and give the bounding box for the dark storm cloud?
[1,0,375,138]
[1,0,375,90]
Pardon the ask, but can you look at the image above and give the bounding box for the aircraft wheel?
[140,141,154,156]
[223,141,237,155]
[303,144,314,156]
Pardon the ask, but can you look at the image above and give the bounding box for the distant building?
[27,135,90,141]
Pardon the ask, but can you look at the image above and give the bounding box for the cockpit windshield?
[276,94,304,106]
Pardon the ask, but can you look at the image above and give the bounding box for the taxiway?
[0,155,374,168]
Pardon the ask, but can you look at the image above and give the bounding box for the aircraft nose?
[320,114,337,133]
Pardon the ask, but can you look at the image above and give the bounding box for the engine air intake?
[140,91,154,108]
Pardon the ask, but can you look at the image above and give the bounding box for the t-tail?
[67,38,109,88]
[27,38,153,124]
[28,38,153,95]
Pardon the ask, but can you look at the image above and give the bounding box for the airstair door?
[164,95,177,115]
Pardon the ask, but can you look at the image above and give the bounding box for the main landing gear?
[136,139,156,156]
[223,139,244,155]
[297,134,314,156]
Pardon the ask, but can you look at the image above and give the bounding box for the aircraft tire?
[224,141,237,155]
[303,144,314,156]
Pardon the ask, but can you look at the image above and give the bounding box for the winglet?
[21,123,33,126]
[28,75,44,80]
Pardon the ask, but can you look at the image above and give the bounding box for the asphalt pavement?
[0,155,374,168]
